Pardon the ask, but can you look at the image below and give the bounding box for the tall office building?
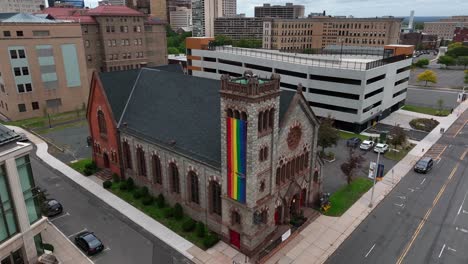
[214,17,264,40]
[192,0,222,37]
[170,7,192,30]
[0,0,44,13]
[0,124,47,264]
[254,3,304,19]
[222,0,235,17]
[0,13,89,121]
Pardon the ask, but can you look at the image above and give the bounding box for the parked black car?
[43,199,63,217]
[414,157,434,173]
[346,137,362,148]
[75,231,104,255]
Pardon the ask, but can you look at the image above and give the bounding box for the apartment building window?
[134,39,138,45]
[18,49,25,58]
[120,26,124,32]
[14,67,21,76]
[112,40,116,46]
[108,40,111,47]
[106,26,110,33]
[32,102,39,110]
[22,67,29,76]
[125,39,129,46]
[111,26,115,33]
[3,31,11,37]
[0,164,18,242]
[18,104,26,112]
[124,26,128,33]
[16,31,24,37]
[137,26,141,32]
[25,83,32,92]
[87,55,92,62]
[85,40,90,47]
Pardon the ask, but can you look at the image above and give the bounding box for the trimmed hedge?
[174,203,183,220]
[156,194,165,208]
[203,233,219,248]
[182,219,196,232]
[126,177,135,190]
[142,195,154,205]
[196,221,205,238]
[103,180,112,189]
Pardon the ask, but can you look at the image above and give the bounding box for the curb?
[27,129,65,153]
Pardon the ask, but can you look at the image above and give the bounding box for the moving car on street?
[359,140,374,151]
[373,143,389,153]
[346,137,362,148]
[43,199,63,217]
[414,157,434,173]
[75,231,104,255]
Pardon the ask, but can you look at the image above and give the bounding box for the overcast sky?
[84,0,467,17]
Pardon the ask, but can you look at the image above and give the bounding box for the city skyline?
[84,0,468,17]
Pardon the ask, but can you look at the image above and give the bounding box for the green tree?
[448,42,463,50]
[318,116,339,154]
[213,35,233,46]
[414,58,429,68]
[446,46,468,58]
[417,70,438,86]
[388,125,407,150]
[438,55,455,68]
[456,56,468,69]
[167,47,180,54]
[340,148,364,185]
[415,23,424,30]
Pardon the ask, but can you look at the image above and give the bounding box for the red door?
[229,229,240,249]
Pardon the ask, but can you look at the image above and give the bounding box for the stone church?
[87,66,323,255]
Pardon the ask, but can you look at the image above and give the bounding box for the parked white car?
[359,140,374,150]
[374,143,389,153]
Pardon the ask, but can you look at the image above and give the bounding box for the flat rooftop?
[211,46,398,71]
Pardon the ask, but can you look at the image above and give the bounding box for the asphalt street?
[327,111,468,264]
[407,87,459,109]
[31,154,192,264]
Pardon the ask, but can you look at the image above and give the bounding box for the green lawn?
[1,110,86,130]
[324,178,373,217]
[69,158,93,175]
[338,130,368,141]
[109,182,214,249]
[384,144,415,161]
[402,105,450,117]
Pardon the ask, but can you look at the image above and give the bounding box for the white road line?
[459,227,468,233]
[50,212,70,222]
[420,178,426,185]
[365,243,376,258]
[457,190,468,215]
[397,195,406,200]
[437,158,442,164]
[394,203,404,207]
[67,228,87,238]
[447,246,456,252]
[408,188,415,192]
[439,244,446,258]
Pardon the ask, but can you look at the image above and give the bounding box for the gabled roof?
[98,67,297,168]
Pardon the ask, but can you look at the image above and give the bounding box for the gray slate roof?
[0,13,63,23]
[100,67,296,169]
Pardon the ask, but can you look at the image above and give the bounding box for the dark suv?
[346,137,362,148]
[414,157,434,173]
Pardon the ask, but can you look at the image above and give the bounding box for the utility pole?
[369,150,381,208]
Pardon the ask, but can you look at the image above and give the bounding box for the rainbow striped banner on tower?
[226,117,247,204]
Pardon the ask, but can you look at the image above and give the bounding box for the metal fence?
[213,46,408,71]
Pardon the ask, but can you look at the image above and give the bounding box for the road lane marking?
[435,145,447,160]
[456,227,468,233]
[438,244,446,258]
[408,188,415,192]
[397,195,406,200]
[396,163,460,264]
[67,228,87,238]
[420,178,426,185]
[437,158,442,164]
[461,149,468,161]
[453,120,468,138]
[394,203,404,207]
[50,212,70,222]
[457,190,468,216]
[365,244,376,258]
[447,246,456,252]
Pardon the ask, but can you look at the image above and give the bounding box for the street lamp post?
[369,150,381,208]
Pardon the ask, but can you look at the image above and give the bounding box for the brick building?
[399,32,438,50]
[0,13,89,120]
[87,67,322,256]
[40,6,167,76]
[453,27,468,43]
[424,16,468,40]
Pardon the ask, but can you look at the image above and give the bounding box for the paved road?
[31,154,191,264]
[407,87,459,109]
[327,111,468,264]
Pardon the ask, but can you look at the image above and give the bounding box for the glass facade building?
[0,164,17,244]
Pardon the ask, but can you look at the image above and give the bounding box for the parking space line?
[438,244,446,258]
[49,212,70,222]
[67,228,87,238]
[364,243,376,258]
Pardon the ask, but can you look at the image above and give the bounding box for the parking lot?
[322,139,398,194]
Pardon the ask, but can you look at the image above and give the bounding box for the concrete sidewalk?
[266,99,468,264]
[8,125,248,264]
[380,109,446,130]
[41,221,93,264]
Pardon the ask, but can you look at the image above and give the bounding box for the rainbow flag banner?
[227,117,247,204]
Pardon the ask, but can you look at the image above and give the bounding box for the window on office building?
[0,164,18,242]
[16,156,41,224]
[16,31,23,37]
[3,31,11,37]
[32,102,39,110]
[18,104,26,112]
